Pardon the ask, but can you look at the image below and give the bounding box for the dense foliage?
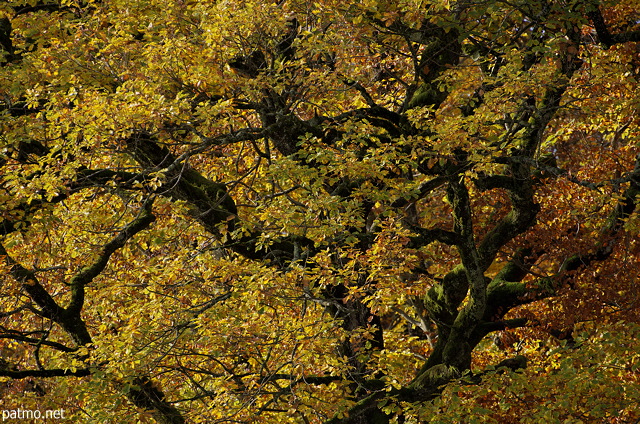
[1,0,640,422]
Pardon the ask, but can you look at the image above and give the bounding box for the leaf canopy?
[1,0,640,423]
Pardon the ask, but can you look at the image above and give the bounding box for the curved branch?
[559,153,640,273]
[0,244,66,321]
[66,197,156,315]
[0,333,78,353]
[588,7,640,48]
[0,368,91,379]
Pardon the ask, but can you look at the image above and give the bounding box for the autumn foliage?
[1,0,640,423]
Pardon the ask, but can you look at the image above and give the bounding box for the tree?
[1,0,639,422]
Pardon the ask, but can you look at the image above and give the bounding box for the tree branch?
[0,333,78,353]
[66,197,156,315]
[588,7,640,48]
[0,367,91,379]
[0,243,66,321]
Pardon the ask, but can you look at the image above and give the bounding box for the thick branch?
[560,153,640,273]
[480,154,640,318]
[126,132,237,228]
[66,198,156,314]
[0,333,78,353]
[1,166,148,237]
[0,368,91,379]
[441,179,487,369]
[0,17,15,64]
[588,7,640,48]
[0,243,92,345]
[0,243,66,321]
[408,226,460,247]
[477,192,538,270]
[127,377,186,424]
[125,131,316,262]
